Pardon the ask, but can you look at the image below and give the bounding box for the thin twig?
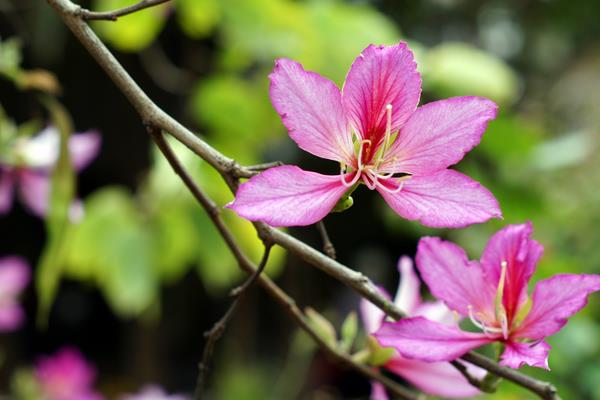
[79,0,170,21]
[316,220,336,259]
[148,129,418,400]
[195,245,273,400]
[46,2,563,398]
[450,360,487,391]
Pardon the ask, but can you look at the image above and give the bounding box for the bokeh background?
[1,0,600,398]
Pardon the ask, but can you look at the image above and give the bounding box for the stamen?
[468,305,503,337]
[495,261,510,339]
[357,139,371,170]
[374,178,404,194]
[339,164,361,188]
[363,169,378,190]
[374,104,393,168]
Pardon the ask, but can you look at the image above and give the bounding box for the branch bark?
[79,0,171,21]
[46,2,562,399]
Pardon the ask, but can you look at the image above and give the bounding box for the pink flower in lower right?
[374,222,600,370]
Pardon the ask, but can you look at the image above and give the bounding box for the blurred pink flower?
[120,385,189,400]
[361,257,483,399]
[0,256,30,332]
[375,222,600,370]
[35,347,103,400]
[0,126,100,218]
[228,42,501,228]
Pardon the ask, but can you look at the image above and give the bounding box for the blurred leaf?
[305,307,337,348]
[92,0,168,52]
[176,0,221,38]
[16,69,62,95]
[0,37,22,80]
[10,368,42,400]
[424,42,520,106]
[339,311,358,352]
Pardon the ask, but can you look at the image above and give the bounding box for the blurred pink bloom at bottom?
[35,347,103,400]
[120,385,189,400]
[0,256,30,332]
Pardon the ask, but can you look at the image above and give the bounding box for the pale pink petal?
[70,130,101,171]
[416,237,496,322]
[17,170,50,217]
[413,301,457,326]
[360,286,390,334]
[0,304,25,332]
[374,317,495,362]
[0,256,31,297]
[393,256,421,314]
[385,356,482,398]
[516,274,600,339]
[381,97,498,175]
[500,341,551,370]
[0,168,15,214]
[227,166,350,227]
[342,43,421,148]
[480,222,543,323]
[269,59,353,164]
[377,170,502,228]
[370,381,388,400]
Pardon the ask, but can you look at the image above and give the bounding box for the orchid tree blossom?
[361,256,484,399]
[35,347,104,400]
[0,256,30,332]
[0,126,100,218]
[228,42,501,228]
[120,385,189,400]
[375,223,600,370]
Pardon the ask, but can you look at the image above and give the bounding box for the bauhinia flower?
[120,385,189,400]
[0,256,30,332]
[227,42,501,228]
[0,126,100,218]
[361,256,483,399]
[35,347,103,400]
[374,222,600,369]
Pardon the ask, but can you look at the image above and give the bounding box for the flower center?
[339,104,406,193]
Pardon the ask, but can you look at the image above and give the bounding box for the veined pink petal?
[385,356,482,398]
[381,97,498,175]
[370,381,389,400]
[227,166,350,227]
[0,168,15,214]
[269,59,353,164]
[0,257,30,297]
[480,222,543,324]
[515,274,600,340]
[342,43,421,150]
[360,286,390,334]
[0,304,25,332]
[377,170,502,228]
[17,170,50,217]
[413,301,457,326]
[416,237,496,323]
[393,256,421,314]
[500,341,551,370]
[374,317,494,362]
[70,131,101,171]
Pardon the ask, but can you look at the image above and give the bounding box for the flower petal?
[342,43,421,148]
[0,304,25,332]
[269,59,353,164]
[227,165,349,227]
[413,301,457,326]
[360,286,391,334]
[516,274,600,339]
[480,222,543,324]
[17,170,50,217]
[370,381,389,400]
[0,168,15,214]
[393,256,421,315]
[500,341,551,370]
[70,130,101,171]
[377,170,502,228]
[374,317,494,362]
[381,96,498,175]
[416,237,496,323]
[0,257,30,297]
[385,356,483,398]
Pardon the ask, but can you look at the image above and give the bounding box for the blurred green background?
[1,0,599,398]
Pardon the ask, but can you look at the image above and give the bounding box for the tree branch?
[316,221,336,259]
[79,0,171,21]
[46,2,562,398]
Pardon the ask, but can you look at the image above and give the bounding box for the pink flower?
[228,43,501,228]
[361,257,483,399]
[0,126,100,218]
[374,222,600,370]
[0,256,30,332]
[120,385,189,400]
[35,347,103,400]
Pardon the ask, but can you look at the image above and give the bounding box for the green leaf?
[305,307,337,348]
[339,311,358,352]
[176,0,221,38]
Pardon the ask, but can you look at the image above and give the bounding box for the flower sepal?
[365,336,395,367]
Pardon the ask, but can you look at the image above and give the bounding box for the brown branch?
[148,129,418,400]
[79,0,171,21]
[450,360,488,392]
[46,2,562,399]
[316,220,336,259]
